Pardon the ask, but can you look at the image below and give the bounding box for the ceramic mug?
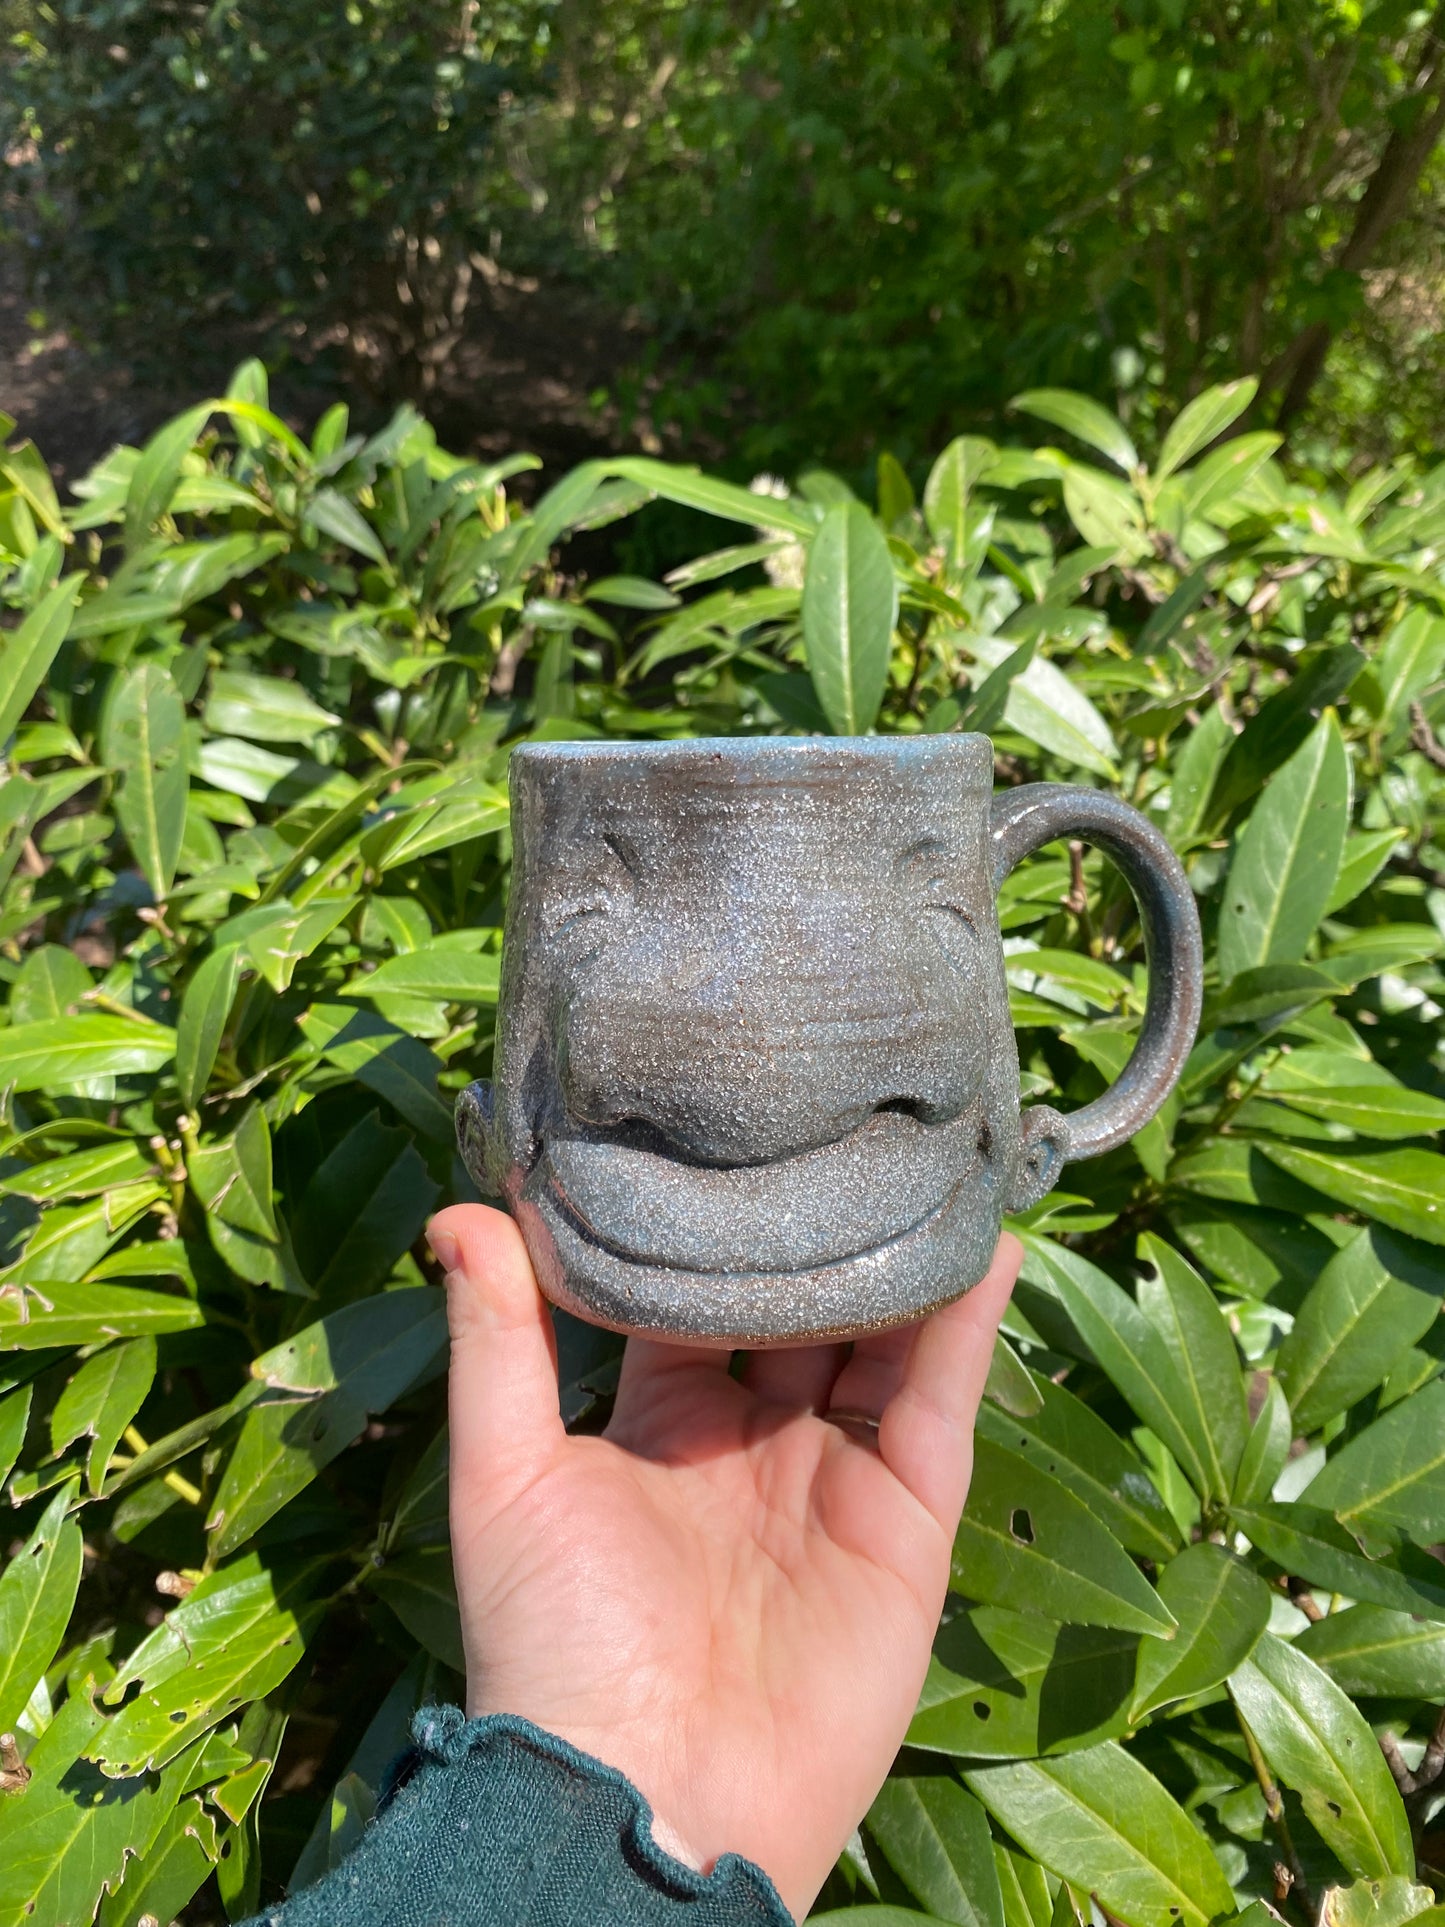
[456,736,1203,1346]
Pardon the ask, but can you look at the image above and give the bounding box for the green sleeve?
[244,1705,794,1926]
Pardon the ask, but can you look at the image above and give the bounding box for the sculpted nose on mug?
[558,942,976,1166]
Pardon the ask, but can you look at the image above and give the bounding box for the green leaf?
[966,1743,1235,1927]
[971,637,1117,778]
[1257,1141,1445,1246]
[1277,1225,1442,1434]
[190,1103,278,1239]
[1233,1378,1293,1506]
[0,1140,152,1201]
[0,574,82,747]
[1324,828,1407,914]
[367,1543,464,1670]
[1228,1632,1414,1879]
[1374,605,1445,738]
[1320,1881,1440,1927]
[952,1437,1175,1635]
[876,451,916,527]
[100,660,188,900]
[1019,1236,1219,1510]
[175,944,244,1111]
[0,1698,195,1927]
[293,1114,439,1303]
[1164,702,1233,844]
[50,1336,156,1494]
[1129,1543,1270,1719]
[0,1387,31,1491]
[1296,1605,1445,1699]
[923,437,997,558]
[1273,1083,1445,1138]
[95,1792,220,1927]
[606,456,816,537]
[810,1912,953,1926]
[297,1002,455,1141]
[1155,379,1258,482]
[0,1483,83,1737]
[238,895,358,992]
[149,531,288,610]
[0,1017,174,1094]
[993,1844,1053,1927]
[1231,1501,1445,1618]
[91,1555,322,1774]
[207,1289,447,1555]
[1179,430,1282,518]
[1304,1377,1445,1541]
[356,942,500,1004]
[123,402,213,550]
[1218,710,1350,982]
[204,668,341,745]
[0,1281,201,1349]
[1010,392,1138,472]
[584,574,679,610]
[1060,467,1147,560]
[909,1607,1139,1759]
[1134,1234,1248,1503]
[975,1375,1179,1562]
[867,1776,1005,1927]
[802,501,898,735]
[304,486,387,561]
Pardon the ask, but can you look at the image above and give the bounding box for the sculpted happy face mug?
[456,736,1203,1347]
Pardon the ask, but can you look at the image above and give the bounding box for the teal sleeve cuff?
[245,1704,794,1927]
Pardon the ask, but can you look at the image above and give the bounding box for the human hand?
[426,1204,1021,1922]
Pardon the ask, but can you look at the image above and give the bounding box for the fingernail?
[427,1225,460,1273]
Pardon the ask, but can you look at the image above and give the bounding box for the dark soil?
[0,235,678,490]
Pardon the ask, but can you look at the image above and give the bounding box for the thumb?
[428,1204,564,1518]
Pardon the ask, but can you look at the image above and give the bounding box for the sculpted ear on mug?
[1005,1105,1070,1213]
[456,1079,497,1194]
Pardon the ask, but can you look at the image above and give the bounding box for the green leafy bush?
[0,368,1441,1923]
[4,0,547,388]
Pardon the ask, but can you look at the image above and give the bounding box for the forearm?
[243,1707,794,1927]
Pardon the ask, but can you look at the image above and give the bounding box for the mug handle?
[991,783,1204,1210]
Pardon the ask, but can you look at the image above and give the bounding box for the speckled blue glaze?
[457,737,1202,1347]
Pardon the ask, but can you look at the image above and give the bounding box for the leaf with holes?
[952,1437,1175,1635]
[966,1743,1235,1927]
[975,1375,1179,1562]
[1228,1632,1414,1878]
[89,1555,324,1775]
[1134,1235,1249,1503]
[909,1607,1139,1759]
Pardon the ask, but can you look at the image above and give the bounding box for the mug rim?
[511,733,993,769]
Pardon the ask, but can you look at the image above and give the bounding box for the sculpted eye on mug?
[461,736,1203,1348]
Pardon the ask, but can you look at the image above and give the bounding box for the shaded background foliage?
[0,370,1439,1923]
[11,2,1445,472]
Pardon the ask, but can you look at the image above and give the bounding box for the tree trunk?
[1272,27,1445,430]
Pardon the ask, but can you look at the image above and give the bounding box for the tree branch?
[1272,25,1445,428]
